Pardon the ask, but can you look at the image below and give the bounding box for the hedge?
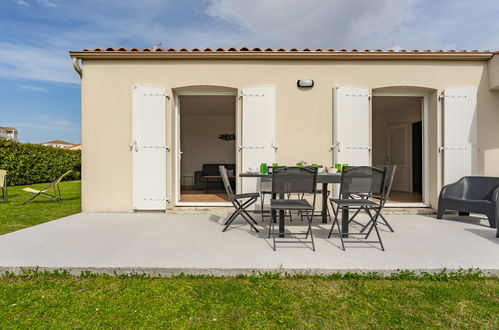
[0,139,81,186]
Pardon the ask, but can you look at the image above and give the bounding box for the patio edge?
[1,266,497,277]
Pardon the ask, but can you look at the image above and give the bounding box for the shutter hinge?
[143,93,169,98]
[144,198,170,201]
[438,93,444,102]
[143,145,171,151]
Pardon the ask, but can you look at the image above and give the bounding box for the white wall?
[372,96,422,165]
[180,96,236,179]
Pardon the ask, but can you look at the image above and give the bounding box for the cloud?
[14,0,30,7]
[2,0,499,87]
[17,84,49,92]
[37,0,57,7]
[10,115,77,132]
[0,42,78,84]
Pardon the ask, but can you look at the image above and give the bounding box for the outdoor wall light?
[297,79,314,88]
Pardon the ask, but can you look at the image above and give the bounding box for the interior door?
[240,86,276,197]
[387,124,410,192]
[132,85,168,210]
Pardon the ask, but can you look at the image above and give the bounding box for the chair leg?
[271,213,276,251]
[366,208,385,251]
[239,211,260,232]
[328,202,341,239]
[223,210,238,225]
[378,213,394,232]
[305,210,315,252]
[222,210,239,232]
[327,205,344,250]
[372,219,385,251]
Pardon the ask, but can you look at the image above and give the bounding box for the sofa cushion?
[202,163,235,176]
[202,164,221,176]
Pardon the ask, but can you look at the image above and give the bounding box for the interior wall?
[372,96,423,165]
[180,95,236,180]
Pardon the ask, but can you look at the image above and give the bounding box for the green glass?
[260,163,267,174]
[296,162,302,167]
[311,163,318,167]
[272,163,278,167]
[335,163,342,172]
[343,164,349,171]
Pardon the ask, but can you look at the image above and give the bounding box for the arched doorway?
[372,86,435,206]
[173,86,238,206]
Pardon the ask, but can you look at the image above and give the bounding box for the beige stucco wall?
[489,54,499,90]
[80,59,499,212]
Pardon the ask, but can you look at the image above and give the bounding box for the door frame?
[174,91,238,207]
[371,92,430,207]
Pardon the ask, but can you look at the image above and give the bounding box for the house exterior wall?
[79,59,499,212]
[0,128,18,141]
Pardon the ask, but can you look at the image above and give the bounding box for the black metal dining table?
[240,172,350,238]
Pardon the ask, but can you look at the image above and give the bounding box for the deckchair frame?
[22,170,72,205]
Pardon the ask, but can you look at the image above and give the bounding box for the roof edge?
[69,51,493,61]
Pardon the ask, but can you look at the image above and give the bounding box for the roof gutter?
[71,57,82,78]
[68,51,494,61]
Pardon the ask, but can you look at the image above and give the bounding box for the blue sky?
[1,0,498,143]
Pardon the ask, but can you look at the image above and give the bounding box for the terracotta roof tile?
[69,47,496,60]
[71,47,496,54]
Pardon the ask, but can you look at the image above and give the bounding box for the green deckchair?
[22,170,72,205]
[0,170,7,200]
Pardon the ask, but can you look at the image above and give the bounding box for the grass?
[0,181,80,235]
[0,271,497,328]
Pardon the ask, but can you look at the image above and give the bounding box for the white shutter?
[442,86,477,185]
[132,85,168,210]
[333,86,371,166]
[241,86,276,194]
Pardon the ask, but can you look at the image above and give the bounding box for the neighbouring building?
[41,140,77,149]
[0,127,18,141]
[68,144,82,150]
[69,47,499,213]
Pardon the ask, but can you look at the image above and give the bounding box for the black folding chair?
[260,167,294,222]
[348,165,397,233]
[269,166,318,251]
[219,166,260,232]
[328,166,388,251]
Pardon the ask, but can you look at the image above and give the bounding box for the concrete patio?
[0,212,498,275]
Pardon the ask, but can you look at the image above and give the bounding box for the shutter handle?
[129,140,138,152]
[438,146,444,153]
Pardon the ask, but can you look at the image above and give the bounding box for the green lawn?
[0,272,497,328]
[0,181,81,235]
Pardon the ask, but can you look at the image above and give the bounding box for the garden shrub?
[0,139,81,186]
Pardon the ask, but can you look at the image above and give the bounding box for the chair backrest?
[219,166,235,200]
[339,166,386,197]
[0,170,6,188]
[54,170,73,185]
[381,165,396,201]
[460,176,499,200]
[39,170,73,192]
[271,166,318,194]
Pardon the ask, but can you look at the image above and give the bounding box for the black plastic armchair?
[437,176,499,234]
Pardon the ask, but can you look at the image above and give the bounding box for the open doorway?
[178,95,236,204]
[372,96,423,204]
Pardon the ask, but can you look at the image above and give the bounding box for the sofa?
[194,163,236,191]
[437,176,499,235]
